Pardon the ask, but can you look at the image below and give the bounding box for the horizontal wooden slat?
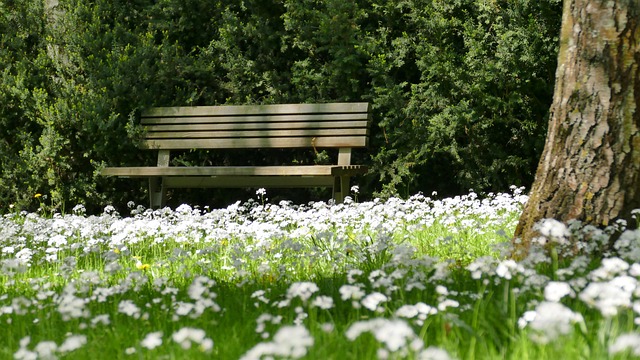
[164,176,335,188]
[144,120,369,132]
[104,166,333,177]
[142,136,368,149]
[101,165,367,177]
[143,102,370,118]
[141,113,369,125]
[145,128,369,139]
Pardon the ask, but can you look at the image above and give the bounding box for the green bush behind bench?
[0,0,561,212]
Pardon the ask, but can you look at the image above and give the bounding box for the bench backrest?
[141,102,371,150]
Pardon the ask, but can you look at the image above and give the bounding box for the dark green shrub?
[0,0,562,212]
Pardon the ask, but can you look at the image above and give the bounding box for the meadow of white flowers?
[1,187,640,359]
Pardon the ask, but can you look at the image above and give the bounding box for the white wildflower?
[57,293,89,320]
[175,204,193,214]
[435,285,448,296]
[14,336,38,360]
[58,335,87,353]
[172,327,211,350]
[294,306,308,325]
[630,263,640,277]
[544,281,573,302]
[437,299,459,312]
[1,246,15,254]
[14,348,37,360]
[614,229,640,262]
[609,332,640,356]
[199,338,214,353]
[174,301,195,317]
[188,276,216,300]
[535,218,570,244]
[347,269,364,284]
[361,292,388,312]
[579,276,637,316]
[34,341,57,360]
[311,295,334,310]
[251,290,270,306]
[90,314,110,327]
[395,302,438,323]
[141,331,163,350]
[255,313,283,335]
[518,310,537,329]
[521,301,584,344]
[240,325,314,360]
[589,258,630,281]
[346,318,422,353]
[118,300,141,318]
[395,305,419,319]
[418,346,453,360]
[466,257,496,279]
[287,282,319,302]
[495,260,521,280]
[339,285,365,301]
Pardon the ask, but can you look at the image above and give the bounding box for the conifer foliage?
[0,0,562,211]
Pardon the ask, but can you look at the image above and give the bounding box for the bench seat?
[101,165,367,177]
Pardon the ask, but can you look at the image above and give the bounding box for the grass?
[1,188,640,359]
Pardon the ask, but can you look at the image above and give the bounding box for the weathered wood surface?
[142,137,368,150]
[102,102,371,207]
[140,102,371,150]
[101,165,367,177]
[143,102,370,117]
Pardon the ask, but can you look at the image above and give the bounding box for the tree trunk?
[514,0,640,250]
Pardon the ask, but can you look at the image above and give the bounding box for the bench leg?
[332,175,350,204]
[148,177,167,209]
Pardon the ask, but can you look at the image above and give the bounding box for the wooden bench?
[101,102,371,208]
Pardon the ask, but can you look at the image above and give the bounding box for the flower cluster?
[2,187,640,358]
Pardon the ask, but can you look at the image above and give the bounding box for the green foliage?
[0,0,562,211]
[366,0,562,196]
[0,0,55,208]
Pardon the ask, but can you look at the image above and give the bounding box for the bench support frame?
[145,148,358,208]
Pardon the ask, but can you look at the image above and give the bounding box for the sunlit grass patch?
[1,188,640,359]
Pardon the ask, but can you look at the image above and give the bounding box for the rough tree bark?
[514,0,640,249]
